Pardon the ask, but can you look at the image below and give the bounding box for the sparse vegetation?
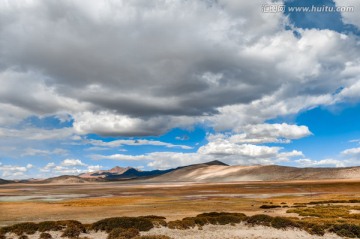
[61,225,82,238]
[39,232,52,239]
[247,214,273,226]
[92,217,154,232]
[2,222,39,236]
[18,235,29,239]
[167,212,247,229]
[107,228,140,239]
[330,224,360,238]
[309,199,360,205]
[259,205,281,209]
[271,216,299,229]
[38,221,62,232]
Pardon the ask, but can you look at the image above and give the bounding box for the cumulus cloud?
[86,138,192,150]
[207,123,311,144]
[39,160,102,177]
[333,0,360,28]
[21,148,68,157]
[93,128,305,169]
[61,159,86,167]
[296,158,347,168]
[342,147,360,159]
[0,0,359,136]
[0,163,30,179]
[1,0,360,176]
[0,127,74,140]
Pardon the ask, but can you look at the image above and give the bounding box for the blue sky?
[0,0,360,179]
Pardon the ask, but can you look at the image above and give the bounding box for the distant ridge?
[0,178,11,184]
[42,175,105,184]
[3,160,360,184]
[79,165,174,181]
[203,160,229,166]
[149,164,360,182]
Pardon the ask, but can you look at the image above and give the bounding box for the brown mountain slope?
[41,175,104,184]
[149,164,360,182]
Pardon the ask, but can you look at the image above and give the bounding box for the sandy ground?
[4,223,343,239]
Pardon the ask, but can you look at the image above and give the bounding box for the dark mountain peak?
[203,160,229,166]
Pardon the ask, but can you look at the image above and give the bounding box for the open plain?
[1,179,360,227]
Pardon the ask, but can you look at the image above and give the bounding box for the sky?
[0,0,360,179]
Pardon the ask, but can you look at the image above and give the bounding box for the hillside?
[41,175,104,184]
[0,178,11,184]
[79,166,174,180]
[149,164,360,182]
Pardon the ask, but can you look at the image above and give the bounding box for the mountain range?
[1,160,359,184]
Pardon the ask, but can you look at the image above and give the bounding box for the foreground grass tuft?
[92,217,154,233]
[168,212,247,229]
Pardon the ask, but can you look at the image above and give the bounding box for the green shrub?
[167,212,246,229]
[247,214,273,226]
[140,216,167,228]
[330,224,360,238]
[107,228,140,239]
[140,216,166,220]
[92,217,153,232]
[39,232,53,239]
[61,225,82,238]
[167,219,195,230]
[38,221,62,232]
[307,224,326,236]
[271,217,298,229]
[260,205,281,209]
[7,222,39,236]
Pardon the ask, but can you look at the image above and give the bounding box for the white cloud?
[87,165,102,172]
[0,164,29,179]
[21,148,68,157]
[207,123,311,144]
[0,127,74,140]
[61,159,86,167]
[341,147,360,160]
[86,138,192,150]
[93,126,305,169]
[39,161,102,177]
[0,1,358,137]
[333,0,360,28]
[296,158,346,168]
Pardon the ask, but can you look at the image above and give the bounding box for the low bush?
[39,232,53,239]
[247,214,273,226]
[7,222,39,236]
[330,224,360,238]
[18,235,29,239]
[271,217,299,230]
[92,217,153,232]
[167,219,196,230]
[38,221,62,232]
[307,224,326,236]
[140,216,167,228]
[167,212,247,230]
[107,228,140,239]
[61,225,82,238]
[260,205,281,209]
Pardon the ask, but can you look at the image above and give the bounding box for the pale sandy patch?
[141,223,342,239]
